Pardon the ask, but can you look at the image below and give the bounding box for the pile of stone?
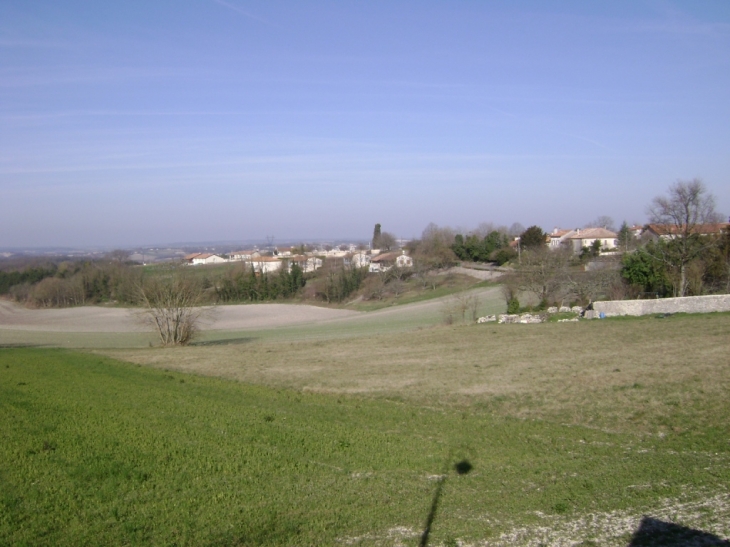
[547,305,584,314]
[477,306,585,325]
[497,313,544,324]
[476,315,497,323]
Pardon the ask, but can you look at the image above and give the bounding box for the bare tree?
[647,179,721,296]
[508,222,525,237]
[379,232,397,251]
[564,261,622,305]
[513,246,572,304]
[440,293,480,324]
[388,279,406,298]
[585,216,616,231]
[137,276,208,346]
[415,223,457,269]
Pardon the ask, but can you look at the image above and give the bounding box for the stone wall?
[592,295,730,317]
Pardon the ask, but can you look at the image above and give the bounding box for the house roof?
[184,253,202,260]
[549,229,573,238]
[567,228,618,240]
[371,251,400,262]
[644,223,729,236]
[252,256,280,262]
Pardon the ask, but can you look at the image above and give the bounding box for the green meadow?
[2,316,730,547]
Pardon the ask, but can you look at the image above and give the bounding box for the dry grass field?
[102,312,730,437]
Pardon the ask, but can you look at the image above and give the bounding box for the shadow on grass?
[190,337,257,347]
[419,459,473,547]
[628,517,729,546]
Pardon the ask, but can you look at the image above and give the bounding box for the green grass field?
[2,311,730,546]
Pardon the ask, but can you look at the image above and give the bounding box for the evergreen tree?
[372,223,382,249]
[519,226,547,249]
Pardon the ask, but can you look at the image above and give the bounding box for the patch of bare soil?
[0,299,360,333]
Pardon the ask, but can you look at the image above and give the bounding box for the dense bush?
[2,260,142,307]
[452,230,510,262]
[0,264,58,294]
[313,263,367,303]
[215,263,306,302]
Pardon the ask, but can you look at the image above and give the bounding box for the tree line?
[0,259,142,308]
[215,262,306,302]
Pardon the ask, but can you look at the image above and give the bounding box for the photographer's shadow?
[628,516,729,546]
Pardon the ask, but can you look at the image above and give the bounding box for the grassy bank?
[2,342,730,545]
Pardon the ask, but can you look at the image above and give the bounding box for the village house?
[566,228,618,254]
[184,253,227,265]
[250,256,282,273]
[228,250,260,261]
[642,222,730,241]
[369,250,413,272]
[548,228,575,249]
[286,255,323,273]
[351,252,371,268]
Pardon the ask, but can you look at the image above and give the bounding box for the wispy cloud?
[211,0,270,25]
[556,131,613,152]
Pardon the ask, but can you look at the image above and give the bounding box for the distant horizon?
[5,213,730,255]
[6,215,729,256]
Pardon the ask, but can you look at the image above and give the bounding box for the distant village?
[179,220,730,273]
[183,244,414,274]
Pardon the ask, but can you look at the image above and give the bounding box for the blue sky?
[1,0,729,247]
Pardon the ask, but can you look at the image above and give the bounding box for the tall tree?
[372,223,382,249]
[519,225,547,249]
[647,179,721,296]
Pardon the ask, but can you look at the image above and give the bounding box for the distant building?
[249,256,282,273]
[566,228,618,254]
[642,223,729,240]
[351,252,371,268]
[369,250,412,272]
[186,253,227,265]
[229,250,260,261]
